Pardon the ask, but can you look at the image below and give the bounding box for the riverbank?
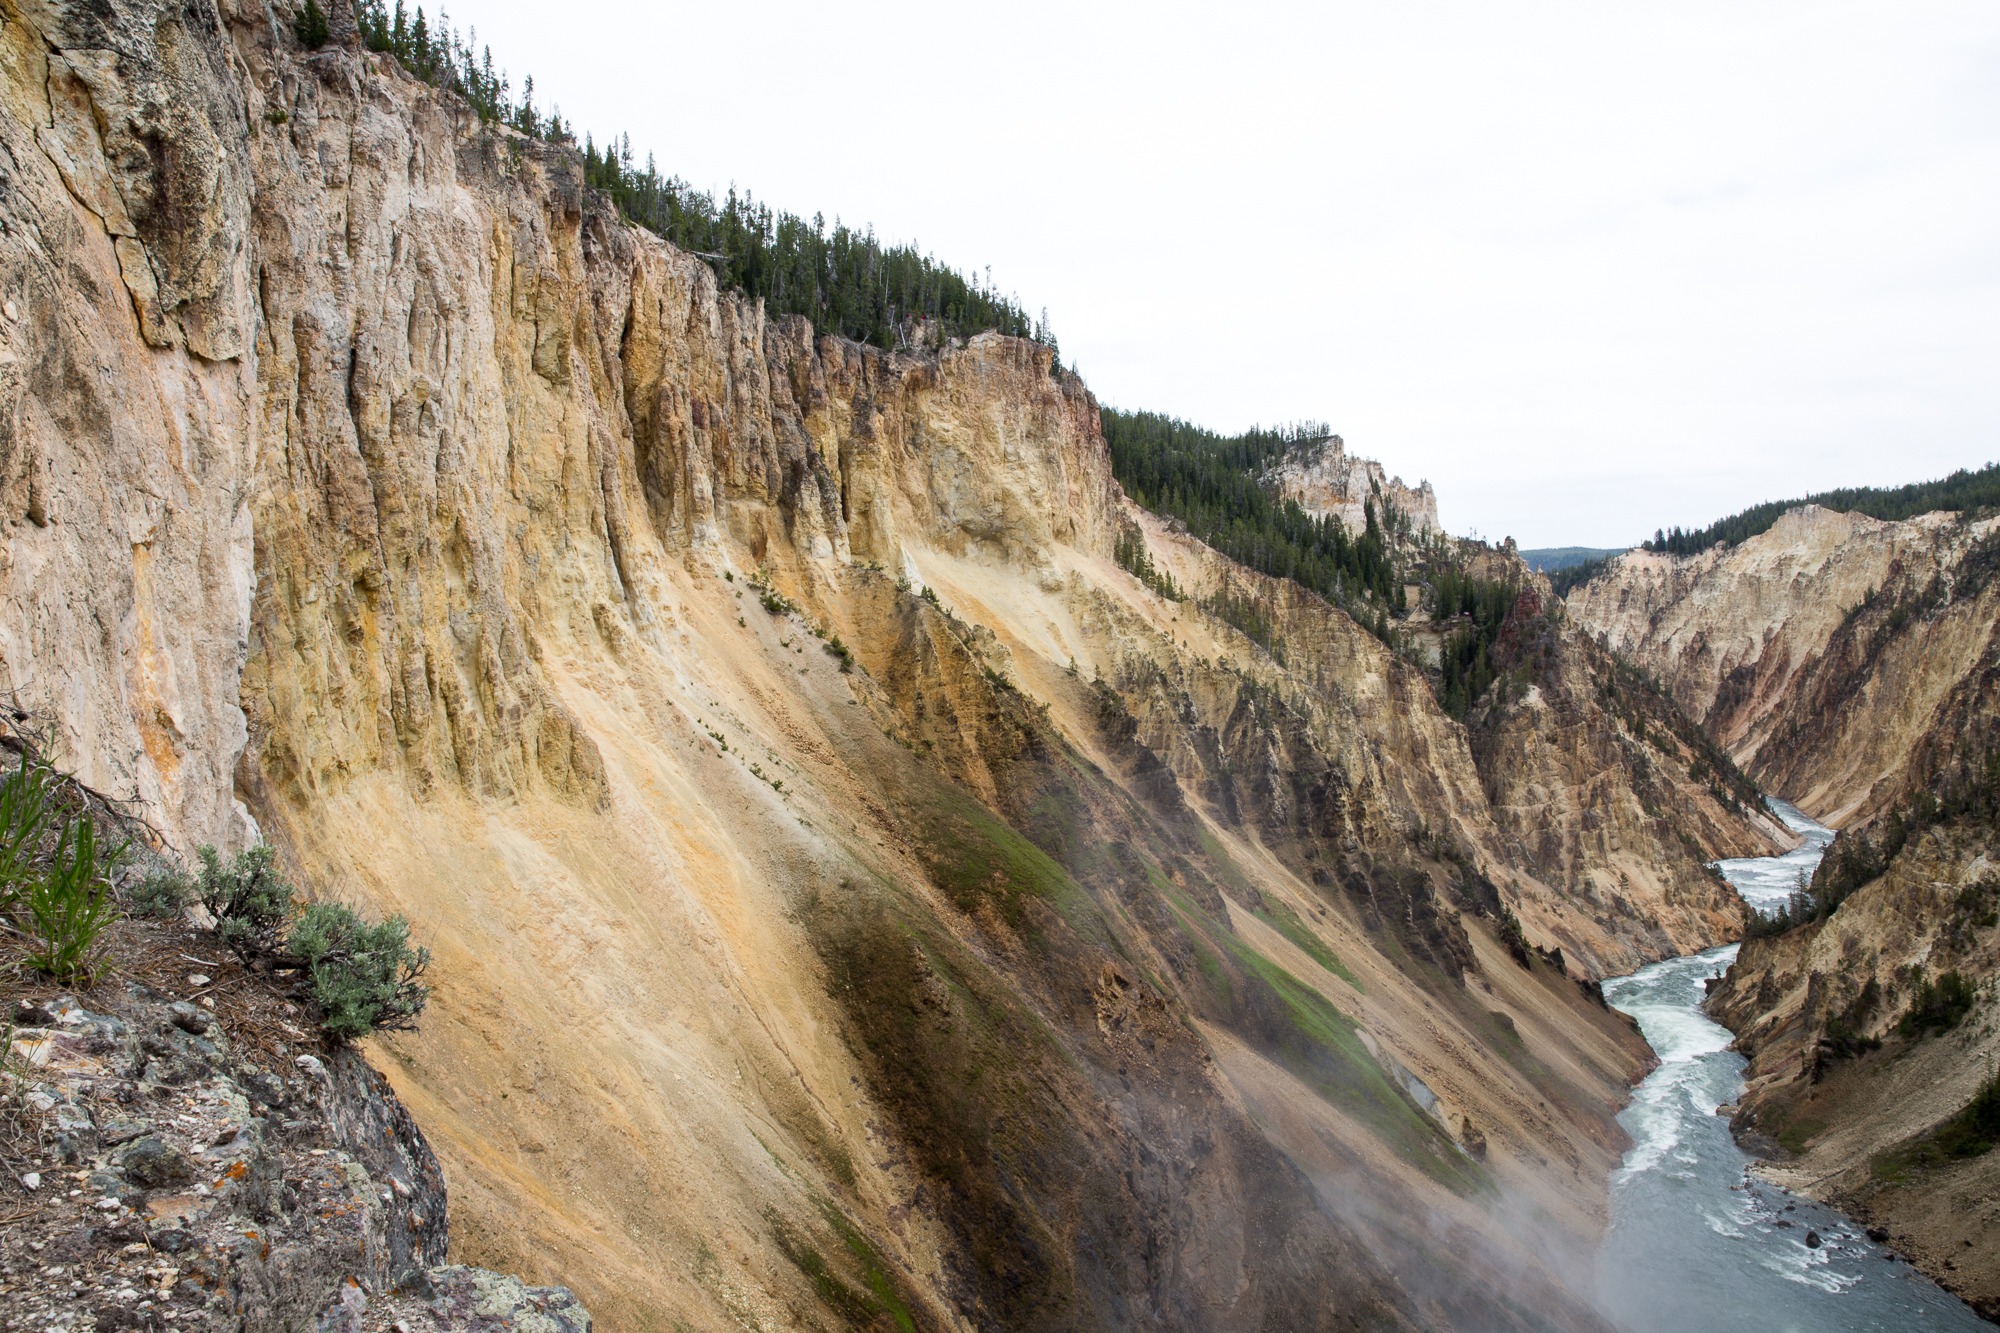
[1709,807,2000,1321]
[1595,802,1991,1331]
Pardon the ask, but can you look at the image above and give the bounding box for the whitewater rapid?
[1595,801,1989,1332]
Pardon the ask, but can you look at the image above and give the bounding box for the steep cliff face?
[1262,434,1439,536]
[1463,588,1781,976]
[1700,530,2000,1317]
[0,0,260,854]
[1566,505,1992,822]
[1740,527,2000,827]
[0,3,1777,1328]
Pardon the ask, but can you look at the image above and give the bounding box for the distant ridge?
[1641,461,2000,558]
[1520,546,1626,573]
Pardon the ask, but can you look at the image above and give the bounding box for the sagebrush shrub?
[287,900,430,1042]
[197,844,295,953]
[126,864,194,918]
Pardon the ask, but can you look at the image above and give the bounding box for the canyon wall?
[0,2,1777,1327]
[1566,505,1995,822]
[1574,507,2000,1316]
[1707,818,2000,1320]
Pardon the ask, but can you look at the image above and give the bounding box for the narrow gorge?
[1572,504,2000,1320]
[0,1,1990,1331]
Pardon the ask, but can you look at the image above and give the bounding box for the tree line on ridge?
[344,0,1045,352]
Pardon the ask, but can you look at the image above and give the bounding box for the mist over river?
[1595,801,1991,1332]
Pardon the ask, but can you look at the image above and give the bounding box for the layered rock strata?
[1566,505,1995,822]
[1706,822,2000,1320]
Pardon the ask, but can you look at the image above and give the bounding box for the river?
[1594,799,1991,1332]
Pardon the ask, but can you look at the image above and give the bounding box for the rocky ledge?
[0,916,588,1333]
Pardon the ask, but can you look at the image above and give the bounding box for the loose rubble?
[1,919,588,1333]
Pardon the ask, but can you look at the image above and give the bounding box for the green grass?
[1191,827,1360,989]
[819,1201,920,1333]
[1252,898,1361,991]
[1776,1115,1829,1155]
[1183,917,1235,1005]
[914,784,1083,925]
[805,882,1100,1324]
[1195,827,1259,897]
[1163,887,1485,1195]
[766,1206,884,1328]
[1477,1008,1527,1056]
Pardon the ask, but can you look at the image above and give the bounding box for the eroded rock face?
[0,2,1776,1328]
[1263,434,1439,536]
[0,953,583,1332]
[1565,506,1994,820]
[0,0,259,853]
[1706,823,2000,1321]
[1463,592,1773,976]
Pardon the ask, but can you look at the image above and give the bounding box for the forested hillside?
[1102,410,1402,610]
[1101,409,1531,718]
[1642,463,2000,558]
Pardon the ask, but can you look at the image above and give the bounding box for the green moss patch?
[911,783,1083,926]
[1776,1115,1829,1156]
[806,888,1084,1325]
[1195,827,1260,900]
[818,1201,920,1333]
[1163,887,1486,1195]
[1251,898,1361,991]
[767,1205,917,1331]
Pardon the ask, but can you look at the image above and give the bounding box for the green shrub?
[22,817,122,983]
[1956,879,2000,931]
[287,900,430,1043]
[197,844,295,954]
[751,572,798,616]
[1820,976,1883,1060]
[0,751,56,915]
[1873,1066,2000,1179]
[126,865,193,919]
[1899,968,1978,1040]
[1941,1067,2000,1157]
[164,842,432,1042]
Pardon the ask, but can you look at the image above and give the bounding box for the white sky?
[448,0,2000,548]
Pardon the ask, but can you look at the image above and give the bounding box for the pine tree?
[294,0,331,49]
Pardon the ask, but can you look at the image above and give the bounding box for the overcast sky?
[451,0,1999,547]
